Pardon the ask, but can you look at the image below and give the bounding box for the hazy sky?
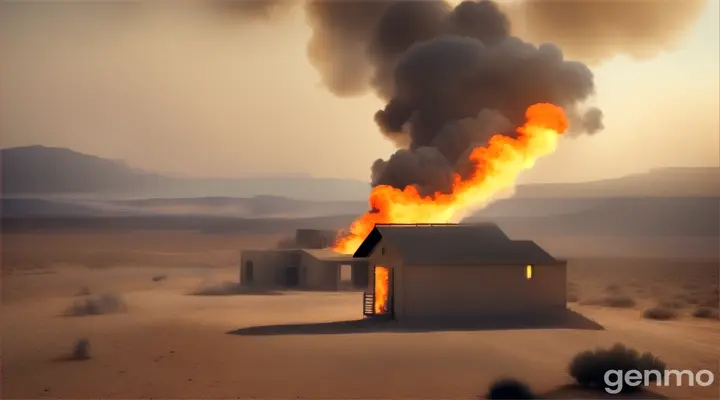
[2,1,718,184]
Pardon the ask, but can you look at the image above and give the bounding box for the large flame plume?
[333,103,568,255]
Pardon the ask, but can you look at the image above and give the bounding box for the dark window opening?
[244,261,254,283]
[285,266,300,287]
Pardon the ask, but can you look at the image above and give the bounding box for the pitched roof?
[352,223,560,266]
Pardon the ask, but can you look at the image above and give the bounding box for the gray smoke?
[219,0,704,194]
[505,0,707,64]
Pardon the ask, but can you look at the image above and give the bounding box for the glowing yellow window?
[526,264,533,280]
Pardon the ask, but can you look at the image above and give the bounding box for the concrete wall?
[240,250,298,287]
[396,264,566,321]
[241,248,369,291]
[299,252,340,290]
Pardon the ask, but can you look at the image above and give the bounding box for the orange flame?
[333,103,568,255]
[373,266,390,314]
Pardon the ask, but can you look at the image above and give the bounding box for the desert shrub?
[568,343,666,393]
[692,307,719,320]
[71,338,91,360]
[643,306,678,320]
[484,378,535,399]
[582,294,636,308]
[152,274,168,282]
[65,293,127,316]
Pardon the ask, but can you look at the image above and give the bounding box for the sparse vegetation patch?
[65,293,127,316]
[568,343,666,393]
[484,378,536,399]
[692,307,719,320]
[643,306,678,320]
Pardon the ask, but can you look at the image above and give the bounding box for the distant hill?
[469,196,719,237]
[1,145,718,200]
[0,146,164,195]
[515,167,720,198]
[0,146,370,201]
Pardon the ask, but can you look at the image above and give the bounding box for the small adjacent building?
[353,223,567,321]
[239,230,369,291]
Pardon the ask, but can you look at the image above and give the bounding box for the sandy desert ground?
[2,231,719,399]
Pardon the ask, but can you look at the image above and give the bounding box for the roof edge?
[352,227,383,258]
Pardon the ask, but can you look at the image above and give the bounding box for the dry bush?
[483,378,535,399]
[568,343,665,393]
[581,293,636,308]
[152,274,168,282]
[643,306,678,320]
[71,338,91,360]
[65,293,127,316]
[692,307,719,320]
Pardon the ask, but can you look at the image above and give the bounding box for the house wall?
[299,253,340,290]
[366,239,403,291]
[396,264,566,320]
[239,250,299,288]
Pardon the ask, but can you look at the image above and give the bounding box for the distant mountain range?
[0,146,371,201]
[2,145,719,201]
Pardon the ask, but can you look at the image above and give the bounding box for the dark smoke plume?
[312,0,603,193]
[505,0,707,64]
[218,0,705,194]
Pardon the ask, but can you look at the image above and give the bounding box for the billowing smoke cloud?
[309,0,603,193]
[505,0,708,64]
[219,0,705,194]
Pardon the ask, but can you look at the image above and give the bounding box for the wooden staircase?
[363,291,375,317]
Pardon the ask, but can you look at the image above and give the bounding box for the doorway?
[285,266,300,287]
[373,265,394,317]
[243,261,254,283]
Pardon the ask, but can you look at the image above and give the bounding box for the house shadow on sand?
[227,309,603,336]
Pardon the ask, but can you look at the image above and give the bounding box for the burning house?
[352,223,567,321]
[239,229,369,291]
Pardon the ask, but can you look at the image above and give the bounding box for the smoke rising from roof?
[221,0,705,194]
